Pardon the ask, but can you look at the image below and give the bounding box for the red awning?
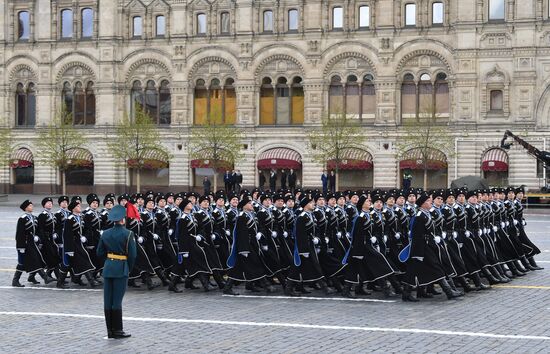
[400,148,447,170]
[327,149,373,170]
[10,148,33,168]
[66,148,94,167]
[482,148,508,172]
[128,149,169,169]
[257,148,302,170]
[190,159,232,171]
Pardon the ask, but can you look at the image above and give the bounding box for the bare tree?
[0,127,13,194]
[188,109,244,192]
[37,105,88,195]
[307,108,367,191]
[108,105,172,192]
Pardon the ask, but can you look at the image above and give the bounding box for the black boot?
[128,279,141,288]
[447,278,464,297]
[296,283,311,294]
[417,286,433,298]
[456,276,475,293]
[38,270,55,284]
[198,274,216,292]
[528,257,544,270]
[331,278,344,293]
[71,274,86,286]
[515,260,529,273]
[245,281,263,293]
[184,277,199,290]
[85,271,100,288]
[401,284,419,302]
[342,283,357,299]
[143,274,159,290]
[490,266,509,283]
[155,269,170,286]
[12,270,25,287]
[507,262,526,277]
[319,279,337,295]
[213,271,226,290]
[284,281,301,297]
[104,309,113,339]
[426,283,442,296]
[482,267,501,285]
[168,276,183,293]
[471,272,491,290]
[355,282,372,295]
[47,269,57,281]
[223,279,239,295]
[382,279,396,298]
[439,278,463,300]
[388,275,403,294]
[521,256,539,271]
[111,309,131,339]
[261,278,276,293]
[56,271,69,289]
[27,272,40,284]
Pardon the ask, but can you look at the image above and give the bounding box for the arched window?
[332,7,343,29]
[405,3,416,26]
[131,81,144,115]
[329,74,376,122]
[263,10,274,32]
[16,83,36,127]
[291,77,304,124]
[359,6,370,28]
[432,2,444,25]
[345,75,360,118]
[61,9,73,38]
[18,11,30,41]
[156,15,166,37]
[194,78,236,125]
[489,0,505,20]
[159,80,171,125]
[131,80,171,124]
[194,79,207,124]
[133,16,142,37]
[435,73,449,114]
[361,74,376,119]
[81,8,93,38]
[490,90,503,111]
[197,13,207,34]
[329,75,344,116]
[224,78,237,124]
[401,73,417,117]
[288,9,299,31]
[418,73,433,112]
[220,12,230,34]
[260,77,274,124]
[62,81,95,125]
[260,76,304,125]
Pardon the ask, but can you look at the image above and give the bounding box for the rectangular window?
[81,8,93,38]
[359,6,370,28]
[489,0,505,20]
[288,9,299,31]
[405,4,416,26]
[156,15,166,36]
[263,10,273,32]
[432,2,444,24]
[490,90,504,111]
[197,13,207,34]
[133,16,142,37]
[18,11,30,40]
[220,12,230,34]
[333,7,343,29]
[61,9,73,38]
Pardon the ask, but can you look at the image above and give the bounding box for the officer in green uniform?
[97,205,136,339]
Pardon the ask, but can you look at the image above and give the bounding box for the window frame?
[60,8,74,39]
[489,90,504,112]
[132,16,143,38]
[288,9,299,32]
[196,13,207,35]
[220,11,231,35]
[404,3,417,27]
[263,10,274,32]
[155,15,166,37]
[488,0,505,21]
[62,81,96,126]
[431,2,444,26]
[81,8,94,39]
[15,82,36,127]
[358,5,370,29]
[17,10,31,42]
[332,6,344,31]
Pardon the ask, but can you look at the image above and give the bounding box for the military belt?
[107,253,127,260]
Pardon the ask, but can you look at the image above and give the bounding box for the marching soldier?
[36,197,61,282]
[154,194,178,279]
[211,191,232,271]
[514,187,543,270]
[83,193,103,280]
[141,197,169,286]
[100,196,115,231]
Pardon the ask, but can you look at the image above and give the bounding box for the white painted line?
[0,311,548,341]
[0,247,13,249]
[0,286,102,292]
[0,257,16,260]
[536,261,550,263]
[222,294,396,303]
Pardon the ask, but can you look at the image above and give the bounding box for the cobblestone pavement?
[0,200,549,353]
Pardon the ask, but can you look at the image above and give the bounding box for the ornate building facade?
[2,0,550,194]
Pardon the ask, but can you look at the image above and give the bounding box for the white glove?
[313,237,320,245]
[465,231,471,238]
[261,245,268,251]
[493,226,498,232]
[452,231,458,239]
[271,231,277,238]
[442,232,447,239]
[239,251,249,257]
[383,235,388,243]
[256,233,262,240]
[99,230,104,236]
[412,256,424,261]
[478,229,483,236]
[33,236,40,243]
[501,222,506,229]
[522,220,526,226]
[506,221,510,227]
[345,232,351,239]
[182,252,189,258]
[283,231,288,238]
[66,252,74,257]
[324,237,330,244]
[53,233,58,240]
[513,219,518,226]
[370,236,377,244]
[395,232,401,240]
[153,234,160,240]
[434,236,441,244]
[336,231,342,239]
[225,230,230,236]
[137,236,144,244]
[195,236,202,242]
[301,252,310,258]
[211,234,217,241]
[18,248,25,254]
[168,229,174,236]
[80,236,87,243]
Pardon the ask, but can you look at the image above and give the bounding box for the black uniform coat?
[194,208,224,271]
[212,207,232,270]
[441,204,469,277]
[36,209,61,269]
[288,211,325,283]
[313,206,346,278]
[154,207,177,271]
[83,207,103,271]
[452,203,482,274]
[175,213,211,277]
[62,213,95,276]
[16,213,46,273]
[126,217,156,279]
[256,206,281,275]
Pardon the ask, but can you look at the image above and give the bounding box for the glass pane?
[224,87,236,124]
[61,9,73,38]
[159,81,171,124]
[85,85,95,125]
[18,11,30,40]
[66,166,94,185]
[263,11,273,31]
[63,84,74,114]
[333,7,343,28]
[194,87,208,125]
[132,82,143,117]
[288,10,298,31]
[435,83,449,114]
[432,2,444,24]
[359,6,370,27]
[82,8,93,37]
[197,13,207,34]
[490,90,503,110]
[156,16,166,36]
[260,86,275,125]
[74,83,85,125]
[27,85,36,126]
[15,167,34,184]
[221,12,230,33]
[133,16,142,36]
[401,83,416,114]
[17,87,26,126]
[489,0,505,20]
[405,4,416,26]
[145,81,158,122]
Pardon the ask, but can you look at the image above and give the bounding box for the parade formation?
[13,186,544,304]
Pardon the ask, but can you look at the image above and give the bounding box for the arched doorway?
[65,148,94,194]
[10,147,34,193]
[257,147,302,191]
[400,147,448,189]
[481,148,508,187]
[128,149,170,192]
[327,148,373,190]
[190,158,233,193]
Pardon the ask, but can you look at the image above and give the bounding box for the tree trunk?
[136,169,141,192]
[213,171,218,192]
[335,166,340,192]
[62,169,66,195]
[423,167,428,190]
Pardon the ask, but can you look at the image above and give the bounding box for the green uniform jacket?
[97,224,137,278]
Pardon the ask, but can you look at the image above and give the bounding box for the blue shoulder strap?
[341,214,359,265]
